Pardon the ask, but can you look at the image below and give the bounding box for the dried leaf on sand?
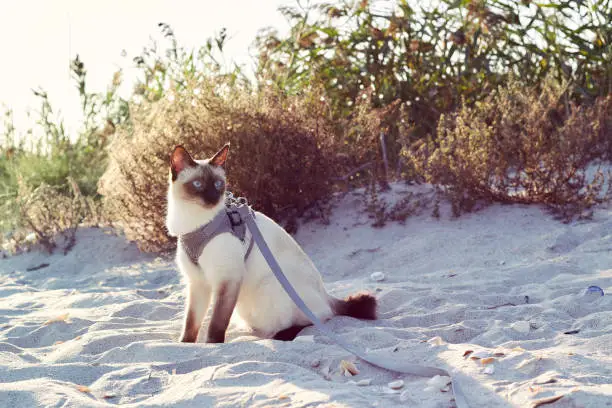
[44,313,71,325]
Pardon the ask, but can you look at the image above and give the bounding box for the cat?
[166,143,377,343]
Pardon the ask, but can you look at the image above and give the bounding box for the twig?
[332,162,373,181]
[379,131,391,190]
[26,263,50,271]
[486,303,516,310]
[348,247,381,258]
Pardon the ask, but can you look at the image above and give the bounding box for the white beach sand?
[1,183,611,407]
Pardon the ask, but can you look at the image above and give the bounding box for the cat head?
[168,143,230,209]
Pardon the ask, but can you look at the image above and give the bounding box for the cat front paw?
[179,332,198,343]
[205,334,225,343]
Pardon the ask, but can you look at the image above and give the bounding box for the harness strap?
[179,204,254,265]
[179,210,230,264]
[236,204,470,408]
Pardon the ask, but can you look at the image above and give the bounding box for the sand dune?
[1,184,610,407]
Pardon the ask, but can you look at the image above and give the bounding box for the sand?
[1,183,611,407]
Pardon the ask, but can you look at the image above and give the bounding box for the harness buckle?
[227,210,243,227]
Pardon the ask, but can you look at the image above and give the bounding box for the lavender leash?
[235,204,470,408]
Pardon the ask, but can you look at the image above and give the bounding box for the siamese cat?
[166,143,376,343]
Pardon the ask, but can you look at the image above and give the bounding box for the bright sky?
[0,0,290,138]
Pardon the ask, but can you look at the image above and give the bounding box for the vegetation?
[100,82,343,252]
[1,1,611,253]
[1,57,127,253]
[257,0,612,171]
[408,78,612,221]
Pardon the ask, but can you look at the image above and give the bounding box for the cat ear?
[170,145,196,180]
[210,143,230,167]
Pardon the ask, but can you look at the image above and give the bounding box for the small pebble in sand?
[483,366,495,375]
[356,379,372,386]
[512,321,531,333]
[388,380,404,390]
[370,271,385,282]
[310,358,320,368]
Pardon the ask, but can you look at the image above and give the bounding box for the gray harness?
[179,192,255,264]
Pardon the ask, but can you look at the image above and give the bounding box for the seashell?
[463,350,474,358]
[388,380,404,389]
[428,336,445,346]
[470,350,490,360]
[310,358,321,368]
[483,366,495,375]
[425,375,451,392]
[339,360,359,376]
[370,271,386,282]
[356,379,372,386]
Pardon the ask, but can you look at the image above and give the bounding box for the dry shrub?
[407,80,612,221]
[99,82,341,252]
[360,180,435,228]
[333,91,406,191]
[5,177,100,254]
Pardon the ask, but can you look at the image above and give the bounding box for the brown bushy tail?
[332,291,377,320]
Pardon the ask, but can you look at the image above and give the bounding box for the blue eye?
[214,180,224,190]
[192,180,203,189]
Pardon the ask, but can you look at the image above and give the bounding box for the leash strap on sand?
[237,205,469,408]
